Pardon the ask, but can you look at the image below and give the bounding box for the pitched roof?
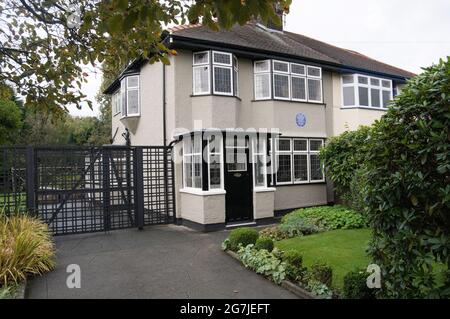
[169,22,415,79]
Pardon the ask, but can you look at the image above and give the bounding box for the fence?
[0,146,175,235]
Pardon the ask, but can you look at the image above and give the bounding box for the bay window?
[193,50,238,96]
[119,74,140,117]
[342,74,393,109]
[182,133,224,191]
[252,137,268,188]
[254,60,322,103]
[272,137,325,185]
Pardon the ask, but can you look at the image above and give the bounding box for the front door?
[225,137,253,223]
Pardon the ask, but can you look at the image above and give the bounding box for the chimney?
[266,3,285,31]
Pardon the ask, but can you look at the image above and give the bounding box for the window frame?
[182,135,203,190]
[192,51,211,96]
[207,135,224,191]
[308,139,325,183]
[275,138,293,185]
[125,75,140,117]
[254,59,323,103]
[292,138,309,184]
[252,137,268,189]
[341,74,393,110]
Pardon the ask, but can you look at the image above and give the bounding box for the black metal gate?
[0,146,175,235]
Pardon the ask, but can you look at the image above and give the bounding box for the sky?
[68,0,450,117]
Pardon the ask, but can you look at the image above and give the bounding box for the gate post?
[102,148,111,231]
[133,147,145,230]
[25,146,36,216]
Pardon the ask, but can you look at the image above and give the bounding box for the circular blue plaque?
[296,113,307,127]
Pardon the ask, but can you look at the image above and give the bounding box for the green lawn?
[276,228,371,289]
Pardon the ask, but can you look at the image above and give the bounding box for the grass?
[276,228,371,289]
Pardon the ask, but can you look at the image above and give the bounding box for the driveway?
[27,225,298,299]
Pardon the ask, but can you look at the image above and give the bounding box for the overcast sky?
[69,0,450,117]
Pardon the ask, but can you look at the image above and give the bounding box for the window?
[112,92,120,115]
[207,134,224,190]
[182,133,224,191]
[192,50,238,96]
[342,74,393,109]
[119,74,140,117]
[254,60,322,103]
[272,137,325,185]
[226,136,247,172]
[252,137,267,188]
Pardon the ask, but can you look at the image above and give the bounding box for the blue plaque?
[296,113,306,127]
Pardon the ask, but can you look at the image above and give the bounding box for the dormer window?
[342,74,392,109]
[192,51,239,97]
[119,74,140,117]
[254,60,323,103]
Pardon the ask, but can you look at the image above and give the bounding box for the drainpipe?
[162,63,167,147]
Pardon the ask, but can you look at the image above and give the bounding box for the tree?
[364,58,449,298]
[1,0,291,111]
[0,98,22,145]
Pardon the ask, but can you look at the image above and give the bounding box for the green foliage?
[237,245,286,284]
[221,238,231,251]
[0,212,56,286]
[228,227,259,252]
[306,280,333,299]
[254,237,274,252]
[279,214,321,238]
[0,99,22,145]
[282,205,366,232]
[364,58,450,298]
[309,261,333,287]
[319,126,373,210]
[281,250,305,281]
[259,225,286,241]
[343,269,376,299]
[1,0,291,111]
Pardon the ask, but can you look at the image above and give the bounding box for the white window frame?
[125,75,140,117]
[212,51,233,96]
[254,60,322,103]
[252,137,268,188]
[341,74,393,110]
[182,135,203,190]
[309,139,325,182]
[275,138,293,185]
[192,51,211,96]
[112,91,120,115]
[207,135,224,191]
[292,138,309,184]
[233,55,239,97]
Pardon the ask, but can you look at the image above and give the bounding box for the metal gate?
[0,146,175,235]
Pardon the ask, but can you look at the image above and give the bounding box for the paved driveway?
[27,225,297,299]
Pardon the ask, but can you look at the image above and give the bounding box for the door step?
[225,221,257,229]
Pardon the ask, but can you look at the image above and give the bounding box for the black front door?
[225,137,253,223]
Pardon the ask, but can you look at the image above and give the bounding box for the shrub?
[259,226,286,241]
[282,250,305,281]
[309,262,333,287]
[254,237,274,252]
[319,126,373,210]
[0,213,56,286]
[227,227,259,252]
[237,245,286,284]
[364,58,450,298]
[282,205,365,232]
[306,280,333,299]
[343,270,375,299]
[278,214,320,238]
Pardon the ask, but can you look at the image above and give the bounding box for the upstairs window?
[342,74,393,109]
[119,75,140,117]
[112,91,120,115]
[254,60,322,103]
[192,51,238,97]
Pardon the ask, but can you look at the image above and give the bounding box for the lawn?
[276,228,371,289]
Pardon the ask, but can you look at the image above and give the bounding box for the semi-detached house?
[104,20,415,231]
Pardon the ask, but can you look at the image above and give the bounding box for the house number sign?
[296,113,307,127]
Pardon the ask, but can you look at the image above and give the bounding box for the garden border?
[224,250,317,299]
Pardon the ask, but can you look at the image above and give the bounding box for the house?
[104,18,414,231]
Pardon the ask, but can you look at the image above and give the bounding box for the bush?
[343,270,375,299]
[259,226,286,241]
[278,214,320,238]
[282,250,305,281]
[309,262,333,287]
[306,280,333,299]
[237,245,286,284]
[319,126,373,210]
[0,213,56,286]
[282,205,365,232]
[364,58,450,298]
[227,227,259,252]
[254,237,274,252]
